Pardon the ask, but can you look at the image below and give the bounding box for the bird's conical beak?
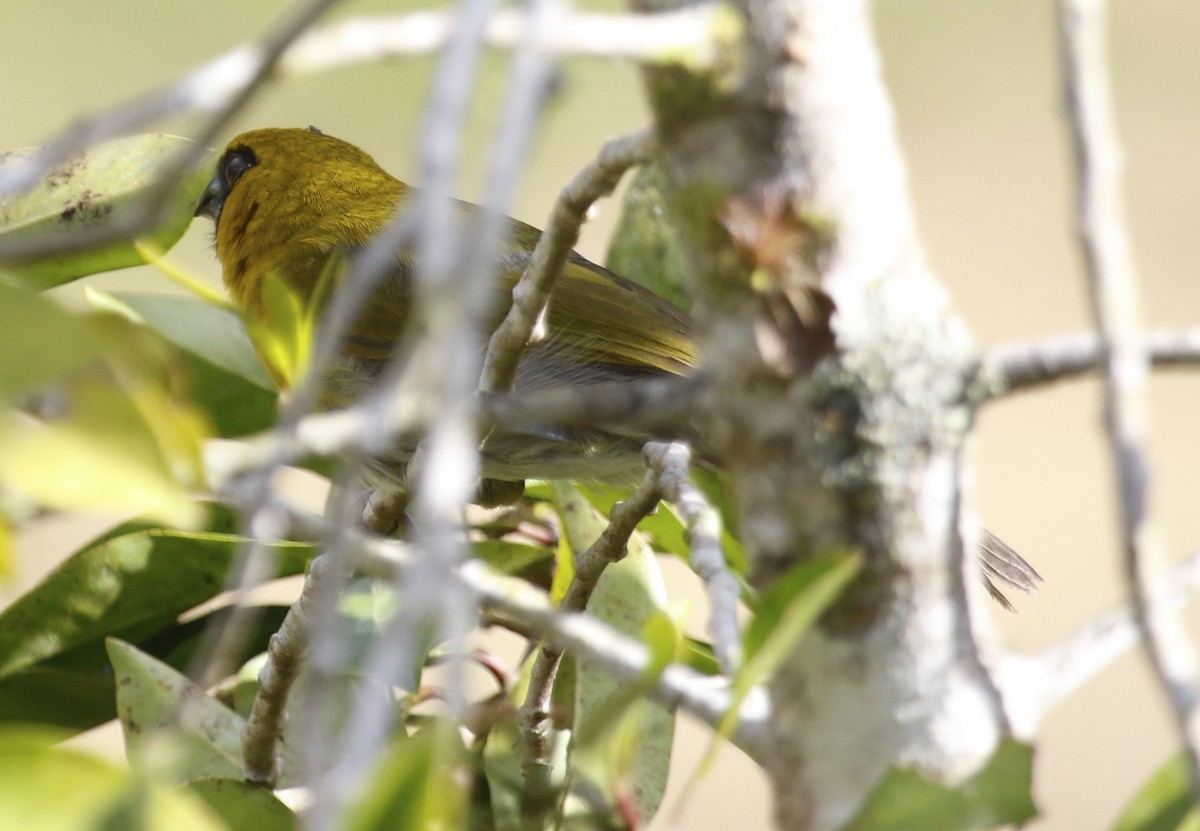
[194,173,225,226]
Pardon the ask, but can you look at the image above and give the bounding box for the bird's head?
[194,126,404,308]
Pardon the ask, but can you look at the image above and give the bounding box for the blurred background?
[2,0,1198,828]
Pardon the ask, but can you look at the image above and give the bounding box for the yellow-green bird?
[194,126,1040,607]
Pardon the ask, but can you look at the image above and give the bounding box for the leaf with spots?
[0,134,214,288]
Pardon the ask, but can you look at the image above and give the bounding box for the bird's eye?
[222,148,255,187]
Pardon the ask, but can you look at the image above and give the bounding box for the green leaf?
[0,507,312,679]
[577,481,746,576]
[244,271,316,389]
[0,379,202,525]
[339,725,466,831]
[557,482,676,827]
[0,134,215,288]
[470,539,554,577]
[0,290,213,525]
[0,725,228,831]
[109,292,276,393]
[87,290,278,438]
[185,778,295,831]
[604,160,691,313]
[0,281,97,402]
[0,605,290,734]
[107,638,245,782]
[841,739,1038,831]
[683,551,858,790]
[740,552,861,685]
[0,514,10,582]
[550,481,603,562]
[176,350,278,438]
[576,483,688,557]
[680,636,720,677]
[0,666,116,731]
[1112,752,1198,831]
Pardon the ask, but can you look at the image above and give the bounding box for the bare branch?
[980,328,1200,398]
[241,547,352,784]
[645,442,742,677]
[0,0,344,263]
[481,375,700,439]
[300,0,508,823]
[480,129,657,394]
[281,6,736,73]
[1059,0,1200,788]
[519,470,663,824]
[278,500,767,755]
[1000,548,1200,736]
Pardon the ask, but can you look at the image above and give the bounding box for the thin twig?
[242,548,351,783]
[280,6,735,74]
[0,0,345,263]
[645,442,742,676]
[479,129,658,393]
[1000,548,1200,737]
[1059,0,1200,789]
[204,374,702,496]
[482,374,700,438]
[518,470,663,822]
[277,500,767,756]
[302,0,503,824]
[980,328,1200,399]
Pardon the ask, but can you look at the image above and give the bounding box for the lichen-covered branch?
[634,0,1010,825]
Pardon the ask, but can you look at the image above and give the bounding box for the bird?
[194,126,1041,607]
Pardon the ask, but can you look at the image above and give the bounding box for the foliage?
[0,123,1132,831]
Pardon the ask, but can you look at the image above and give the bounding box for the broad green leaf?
[176,349,279,438]
[0,292,213,525]
[339,725,466,831]
[841,740,1038,831]
[0,725,227,831]
[107,638,245,782]
[0,378,201,525]
[0,514,10,581]
[0,666,115,731]
[669,551,859,807]
[185,778,295,831]
[86,290,277,437]
[108,292,276,392]
[0,605,290,734]
[605,160,691,313]
[549,481,599,565]
[471,539,554,578]
[0,507,312,679]
[0,134,215,288]
[0,281,96,401]
[553,482,676,826]
[1112,752,1198,831]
